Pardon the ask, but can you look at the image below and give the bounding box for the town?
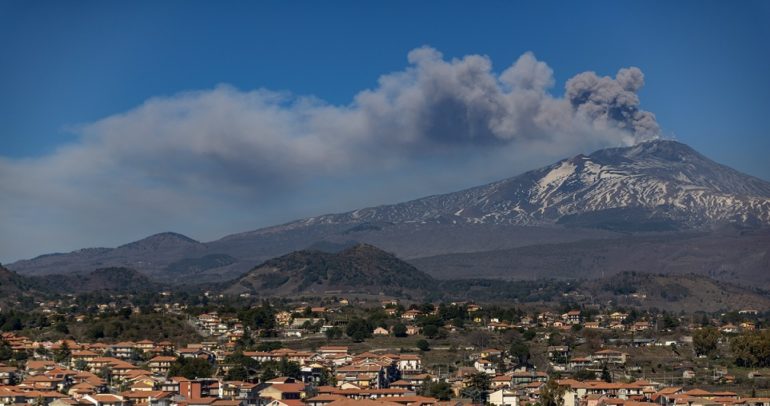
[3,1,769,405]
[2,291,770,406]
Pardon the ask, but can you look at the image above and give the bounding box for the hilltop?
[225,244,434,297]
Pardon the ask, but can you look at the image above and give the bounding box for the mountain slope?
[28,267,160,294]
[0,265,35,306]
[410,227,770,287]
[226,244,435,297]
[8,140,770,283]
[269,140,770,230]
[581,272,770,313]
[9,232,209,277]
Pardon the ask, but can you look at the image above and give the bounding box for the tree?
[53,342,71,364]
[240,302,277,336]
[168,357,213,379]
[260,365,277,381]
[118,307,133,319]
[423,380,452,400]
[661,313,679,330]
[324,326,343,340]
[731,331,770,367]
[256,341,283,352]
[346,318,373,342]
[13,350,28,362]
[468,330,492,349]
[461,372,490,403]
[539,378,566,406]
[573,369,596,381]
[423,324,439,339]
[522,329,537,341]
[509,338,530,366]
[693,327,720,357]
[393,323,408,338]
[97,366,113,385]
[74,359,88,371]
[54,322,69,334]
[0,339,12,362]
[224,351,260,381]
[1,315,22,331]
[85,324,105,340]
[582,329,602,353]
[601,364,612,383]
[416,339,430,352]
[319,367,336,386]
[278,357,301,378]
[35,346,50,358]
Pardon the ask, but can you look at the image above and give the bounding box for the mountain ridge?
[265,140,770,231]
[8,140,770,284]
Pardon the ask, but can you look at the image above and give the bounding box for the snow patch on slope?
[538,160,576,190]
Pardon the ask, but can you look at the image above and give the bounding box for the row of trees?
[731,330,770,367]
[693,327,770,367]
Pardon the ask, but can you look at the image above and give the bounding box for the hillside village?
[3,293,770,406]
[3,2,770,405]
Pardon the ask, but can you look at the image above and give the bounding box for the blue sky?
[1,1,769,261]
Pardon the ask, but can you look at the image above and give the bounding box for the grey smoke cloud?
[566,67,660,140]
[0,47,661,261]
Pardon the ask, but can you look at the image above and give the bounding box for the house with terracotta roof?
[68,382,98,397]
[71,350,99,368]
[592,349,628,365]
[0,388,67,405]
[26,360,57,374]
[740,322,757,332]
[318,347,349,357]
[0,365,19,385]
[401,310,422,320]
[632,322,651,332]
[474,359,495,374]
[480,349,503,359]
[610,313,628,322]
[20,374,65,391]
[491,374,513,389]
[373,327,390,336]
[82,393,126,406]
[120,391,174,406]
[548,346,571,363]
[562,310,582,325]
[720,324,738,334]
[111,342,137,360]
[258,382,307,401]
[148,356,177,376]
[510,370,548,385]
[265,400,305,406]
[568,357,593,370]
[306,393,347,405]
[335,364,387,389]
[395,354,421,372]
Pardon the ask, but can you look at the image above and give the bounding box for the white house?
[489,389,519,406]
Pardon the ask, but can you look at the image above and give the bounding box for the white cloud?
[0,47,660,261]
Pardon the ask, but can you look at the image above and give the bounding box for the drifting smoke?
[566,67,660,140]
[32,47,662,192]
[0,46,662,261]
[351,48,659,149]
